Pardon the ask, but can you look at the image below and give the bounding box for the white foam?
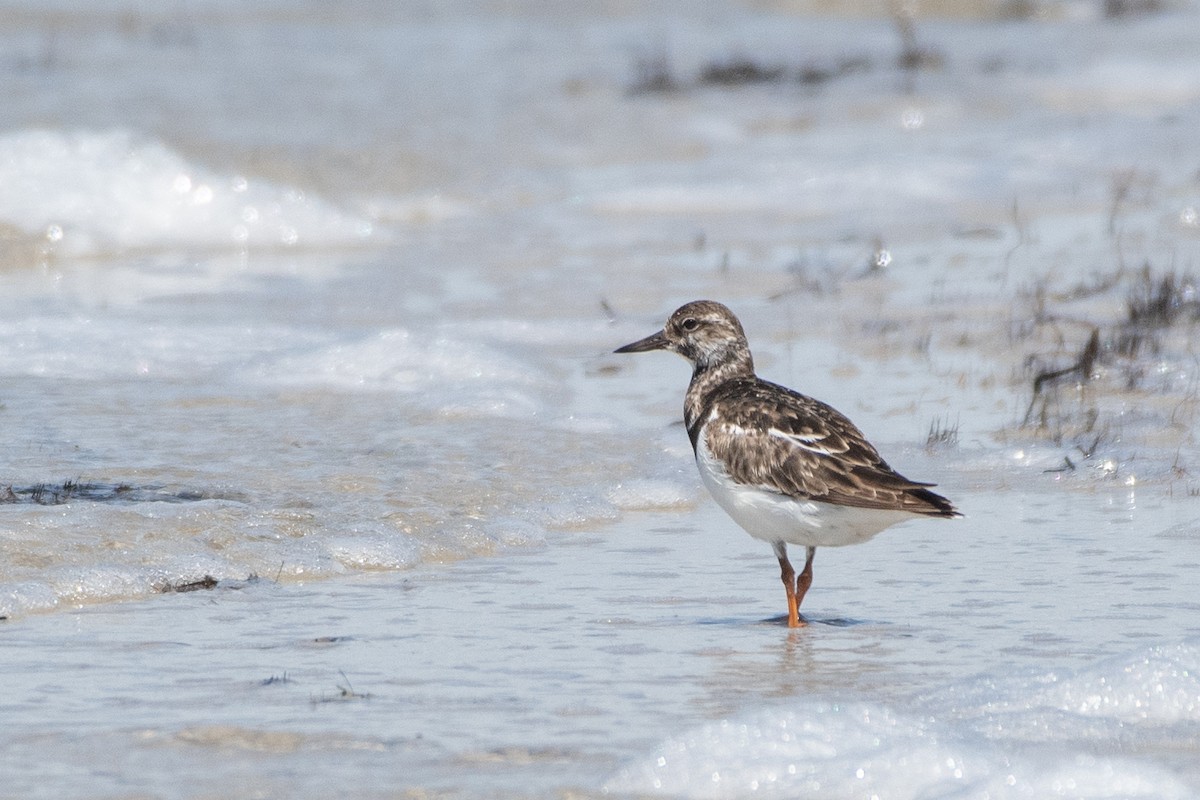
[1028,640,1200,725]
[251,328,550,417]
[606,701,1192,799]
[0,581,60,617]
[481,519,548,549]
[0,129,373,255]
[607,479,697,511]
[608,640,1200,799]
[606,702,977,798]
[538,496,622,531]
[49,564,160,605]
[398,518,549,560]
[943,640,1200,742]
[324,531,422,571]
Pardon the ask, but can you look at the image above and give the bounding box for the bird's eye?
[681,318,699,331]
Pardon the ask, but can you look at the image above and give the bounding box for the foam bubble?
[1031,641,1200,724]
[610,641,1200,798]
[414,518,547,558]
[325,531,422,571]
[0,581,61,617]
[605,700,1193,799]
[607,479,697,511]
[934,639,1200,741]
[605,703,981,798]
[0,129,373,255]
[252,329,550,417]
[49,565,159,605]
[482,519,547,548]
[538,496,621,530]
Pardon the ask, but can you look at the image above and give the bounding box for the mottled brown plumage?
[693,378,957,517]
[616,299,959,627]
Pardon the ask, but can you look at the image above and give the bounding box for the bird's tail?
[907,486,961,518]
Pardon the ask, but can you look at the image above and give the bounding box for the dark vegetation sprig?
[0,480,241,505]
[1016,262,1199,454]
[926,415,960,452]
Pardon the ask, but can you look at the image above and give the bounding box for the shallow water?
[3,491,1200,798]
[3,1,1200,797]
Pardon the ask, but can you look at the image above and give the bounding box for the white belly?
[695,441,915,548]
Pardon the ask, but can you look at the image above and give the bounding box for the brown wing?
[701,379,958,517]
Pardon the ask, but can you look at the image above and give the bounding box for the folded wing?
[701,379,958,517]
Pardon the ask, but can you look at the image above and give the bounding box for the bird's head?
[614,300,751,371]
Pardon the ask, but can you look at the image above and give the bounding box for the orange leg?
[795,546,816,619]
[773,542,804,628]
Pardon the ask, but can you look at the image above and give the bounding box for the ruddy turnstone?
[615,300,959,628]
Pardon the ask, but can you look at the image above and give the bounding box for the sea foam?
[0,129,372,255]
[607,639,1200,799]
